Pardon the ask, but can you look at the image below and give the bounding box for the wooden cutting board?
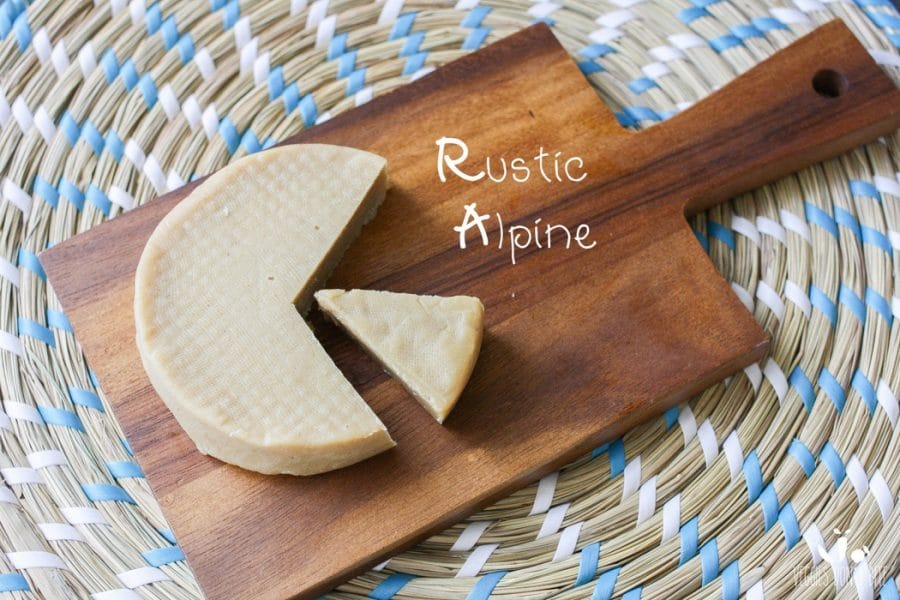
[41,21,900,600]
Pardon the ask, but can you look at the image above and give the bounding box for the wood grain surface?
[41,21,900,600]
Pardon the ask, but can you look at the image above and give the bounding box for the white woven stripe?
[641,62,669,79]
[306,0,329,28]
[253,52,271,85]
[233,17,252,50]
[372,559,389,571]
[109,187,135,211]
[873,175,900,198]
[853,560,874,600]
[650,46,684,62]
[894,296,900,320]
[1,467,43,485]
[636,476,656,525]
[784,281,811,318]
[409,66,434,81]
[528,2,560,18]
[730,216,759,245]
[78,43,97,77]
[7,550,67,570]
[661,494,680,542]
[890,231,900,251]
[771,6,811,23]
[0,90,9,127]
[5,401,43,424]
[824,540,850,590]
[3,178,33,218]
[756,216,786,244]
[51,41,70,77]
[0,256,18,287]
[143,155,167,194]
[780,209,811,243]
[596,9,635,28]
[201,104,219,140]
[552,522,581,562]
[195,49,216,80]
[354,86,374,106]
[158,84,179,120]
[33,107,56,144]
[315,111,332,124]
[537,503,569,539]
[697,420,718,467]
[747,580,765,600]
[723,431,743,481]
[110,0,127,14]
[845,455,868,502]
[744,363,762,393]
[450,521,491,552]
[795,0,826,12]
[456,544,497,577]
[677,406,697,446]
[290,0,308,15]
[166,170,184,191]
[756,281,784,321]
[668,33,705,49]
[731,282,754,312]
[802,523,825,565]
[124,139,146,169]
[0,486,18,504]
[589,28,622,44]
[875,380,898,427]
[38,522,85,542]
[61,506,108,526]
[12,97,33,134]
[622,456,641,500]
[378,0,404,25]
[315,14,337,49]
[0,331,23,356]
[868,470,892,523]
[529,471,558,515]
[27,450,67,469]
[239,39,258,75]
[92,590,142,600]
[117,567,170,588]
[0,411,9,431]
[870,48,900,68]
[763,359,788,403]
[33,29,52,64]
[454,0,480,8]
[129,0,146,25]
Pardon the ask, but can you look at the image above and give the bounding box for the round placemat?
[0,0,897,598]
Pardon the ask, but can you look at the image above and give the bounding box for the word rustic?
[438,137,596,265]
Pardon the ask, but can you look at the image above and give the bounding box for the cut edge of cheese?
[134,144,395,476]
[315,289,484,423]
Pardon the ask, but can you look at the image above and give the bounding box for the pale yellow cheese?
[134,145,395,475]
[315,289,484,422]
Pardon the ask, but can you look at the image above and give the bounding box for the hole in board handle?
[812,69,847,98]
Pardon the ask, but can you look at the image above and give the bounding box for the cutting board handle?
[641,19,900,216]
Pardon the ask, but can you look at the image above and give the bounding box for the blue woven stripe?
[623,106,661,122]
[59,111,80,143]
[82,483,136,504]
[299,94,318,127]
[142,546,185,567]
[241,130,262,154]
[722,561,740,600]
[177,33,195,63]
[752,16,788,30]
[834,206,861,238]
[699,539,719,585]
[591,442,609,458]
[742,450,763,503]
[678,6,709,22]
[888,32,900,48]
[81,121,104,155]
[819,442,845,487]
[789,367,815,412]
[778,503,801,550]
[46,309,73,333]
[818,368,846,413]
[665,405,679,430]
[0,573,29,592]
[460,5,490,27]
[138,74,158,109]
[121,437,134,456]
[402,52,426,76]
[17,317,55,346]
[867,9,900,28]
[865,288,892,324]
[576,542,599,586]
[462,27,490,50]
[622,587,642,600]
[851,370,878,415]
[839,285,866,323]
[679,516,699,565]
[146,3,162,34]
[804,202,838,237]
[69,387,104,411]
[268,66,284,101]
[86,184,111,216]
[627,77,657,94]
[33,176,58,208]
[218,117,240,154]
[37,405,85,432]
[160,15,178,49]
[731,24,763,39]
[860,226,891,253]
[707,221,735,250]
[59,179,85,211]
[12,12,30,52]
[580,43,615,59]
[159,528,176,544]
[222,0,239,28]
[105,131,124,161]
[400,31,424,56]
[107,460,144,478]
[788,439,815,476]
[693,227,710,253]
[849,180,882,201]
[579,60,604,75]
[880,578,899,600]
[710,34,742,52]
[609,439,625,477]
[759,484,778,530]
[810,291,835,322]
[283,82,300,112]
[465,571,506,600]
[17,248,45,279]
[592,567,621,600]
[337,50,357,78]
[390,14,417,41]
[347,68,367,94]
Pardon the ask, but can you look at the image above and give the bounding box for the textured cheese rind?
[135,145,394,475]
[315,289,484,422]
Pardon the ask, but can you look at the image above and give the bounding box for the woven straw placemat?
[0,0,897,597]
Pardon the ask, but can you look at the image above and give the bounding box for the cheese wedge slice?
[315,289,484,422]
[134,145,394,475]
